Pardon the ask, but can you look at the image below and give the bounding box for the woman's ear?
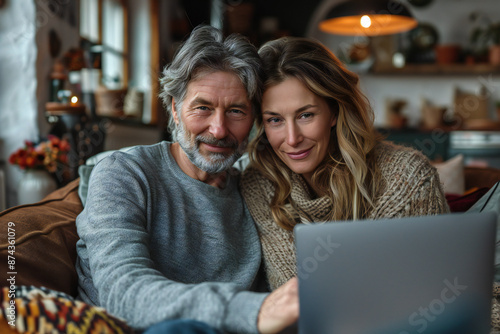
[330,109,338,127]
[330,114,337,128]
[172,99,180,125]
[329,100,339,128]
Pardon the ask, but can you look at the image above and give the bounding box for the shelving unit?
[371,63,500,75]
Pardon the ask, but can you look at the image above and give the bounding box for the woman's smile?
[285,148,313,160]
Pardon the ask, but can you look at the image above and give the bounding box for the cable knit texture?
[241,141,450,290]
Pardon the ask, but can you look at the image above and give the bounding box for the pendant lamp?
[319,0,418,36]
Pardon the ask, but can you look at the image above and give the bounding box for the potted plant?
[488,24,500,65]
[9,135,71,204]
[469,13,500,64]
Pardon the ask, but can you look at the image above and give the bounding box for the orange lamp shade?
[320,14,417,36]
[319,0,418,36]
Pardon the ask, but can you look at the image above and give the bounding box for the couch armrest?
[465,166,500,190]
[0,179,83,297]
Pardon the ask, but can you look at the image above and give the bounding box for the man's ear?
[172,99,180,125]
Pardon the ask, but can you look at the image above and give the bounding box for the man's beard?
[176,120,248,174]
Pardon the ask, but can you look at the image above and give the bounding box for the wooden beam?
[122,0,128,87]
[149,0,160,125]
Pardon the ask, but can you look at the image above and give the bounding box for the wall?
[254,0,323,38]
[307,0,500,127]
[35,0,79,134]
[0,0,37,207]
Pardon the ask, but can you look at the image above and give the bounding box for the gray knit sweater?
[75,142,267,333]
[241,141,450,290]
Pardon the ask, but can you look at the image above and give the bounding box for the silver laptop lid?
[295,212,497,334]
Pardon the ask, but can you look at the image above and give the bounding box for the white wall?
[308,0,500,127]
[0,0,38,207]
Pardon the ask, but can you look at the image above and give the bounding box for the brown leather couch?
[0,178,81,297]
[465,166,500,190]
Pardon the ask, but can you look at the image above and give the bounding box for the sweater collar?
[288,172,333,224]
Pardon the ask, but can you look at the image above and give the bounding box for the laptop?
[294,212,497,334]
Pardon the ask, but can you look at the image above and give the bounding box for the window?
[79,0,161,124]
[80,0,99,42]
[102,0,127,88]
[80,0,127,89]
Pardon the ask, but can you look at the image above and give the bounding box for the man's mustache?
[196,135,238,149]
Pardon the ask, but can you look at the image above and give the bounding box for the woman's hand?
[257,277,299,333]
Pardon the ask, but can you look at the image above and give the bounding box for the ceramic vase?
[18,170,57,205]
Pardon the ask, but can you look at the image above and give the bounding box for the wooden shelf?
[378,122,500,133]
[370,63,500,75]
[45,102,86,115]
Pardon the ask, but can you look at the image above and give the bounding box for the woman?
[240,36,449,291]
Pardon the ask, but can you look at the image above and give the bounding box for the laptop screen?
[294,212,497,334]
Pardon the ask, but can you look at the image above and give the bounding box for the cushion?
[432,154,465,195]
[0,179,83,297]
[446,187,490,212]
[78,165,93,207]
[78,146,136,206]
[0,285,134,333]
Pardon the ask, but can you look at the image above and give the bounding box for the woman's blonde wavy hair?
[248,36,382,231]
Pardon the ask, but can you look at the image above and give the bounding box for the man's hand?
[257,277,299,334]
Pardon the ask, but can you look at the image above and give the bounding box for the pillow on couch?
[0,285,134,334]
[0,178,83,297]
[432,154,465,195]
[446,187,490,212]
[78,146,136,206]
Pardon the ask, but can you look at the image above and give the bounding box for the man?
[75,25,298,334]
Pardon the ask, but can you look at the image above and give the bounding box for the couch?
[0,178,135,333]
[1,165,499,333]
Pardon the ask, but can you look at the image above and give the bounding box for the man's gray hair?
[159,25,263,140]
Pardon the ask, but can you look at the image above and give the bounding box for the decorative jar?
[18,170,57,205]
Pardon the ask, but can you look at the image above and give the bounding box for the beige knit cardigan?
[240,141,450,290]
